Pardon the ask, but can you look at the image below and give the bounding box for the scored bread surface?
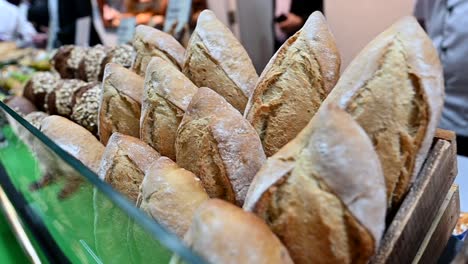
[245,11,340,157]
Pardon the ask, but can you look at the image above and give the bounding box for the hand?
[279,13,304,35]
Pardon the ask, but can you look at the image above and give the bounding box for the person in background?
[0,0,37,47]
[273,0,323,50]
[414,0,468,156]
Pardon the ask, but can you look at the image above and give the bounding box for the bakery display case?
[0,102,206,264]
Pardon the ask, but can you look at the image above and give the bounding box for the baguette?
[245,11,340,156]
[140,57,198,160]
[97,133,160,202]
[137,157,209,237]
[176,87,266,206]
[170,199,293,264]
[321,17,444,208]
[131,25,185,76]
[99,63,144,145]
[244,104,386,264]
[183,10,258,113]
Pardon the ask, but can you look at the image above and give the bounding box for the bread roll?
[244,104,386,264]
[131,25,185,76]
[137,157,208,237]
[176,87,266,206]
[98,133,160,202]
[24,111,49,129]
[78,44,108,82]
[44,79,87,116]
[245,11,340,156]
[98,44,135,80]
[322,17,444,208]
[52,45,88,79]
[99,63,144,145]
[5,96,37,116]
[140,57,198,160]
[70,82,101,135]
[40,115,105,198]
[170,199,293,264]
[23,71,60,110]
[183,10,258,113]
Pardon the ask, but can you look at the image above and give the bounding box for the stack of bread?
[7,8,444,264]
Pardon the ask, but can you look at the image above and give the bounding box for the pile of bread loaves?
[7,9,444,264]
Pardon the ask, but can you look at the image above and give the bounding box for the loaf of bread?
[40,115,105,198]
[137,157,208,237]
[176,87,266,206]
[99,63,144,145]
[322,17,444,208]
[5,96,37,116]
[183,10,258,113]
[98,44,135,80]
[23,71,60,110]
[70,82,101,135]
[170,199,293,264]
[44,79,87,116]
[24,111,49,129]
[131,25,185,76]
[140,57,198,160]
[243,104,386,264]
[97,133,160,202]
[78,44,108,82]
[245,11,340,156]
[52,45,88,79]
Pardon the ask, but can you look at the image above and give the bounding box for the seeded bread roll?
[23,71,60,110]
[170,199,294,264]
[70,82,101,135]
[44,79,87,116]
[78,45,108,82]
[137,157,209,237]
[244,104,386,264]
[322,17,444,208]
[176,87,266,206]
[245,11,340,157]
[99,63,144,145]
[140,57,198,160]
[40,115,105,198]
[97,133,160,202]
[24,111,49,129]
[5,96,37,116]
[98,44,135,80]
[52,45,88,79]
[131,25,185,76]
[183,10,258,114]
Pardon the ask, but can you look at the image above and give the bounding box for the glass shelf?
[0,101,206,264]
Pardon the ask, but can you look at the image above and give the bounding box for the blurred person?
[273,0,323,49]
[414,0,468,156]
[0,0,37,46]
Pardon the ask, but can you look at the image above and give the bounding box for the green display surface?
[0,209,29,263]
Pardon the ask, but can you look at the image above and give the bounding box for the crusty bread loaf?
[70,82,101,135]
[99,63,144,145]
[243,104,386,264]
[137,157,208,237]
[40,115,105,198]
[321,17,444,208]
[78,44,108,82]
[5,96,37,116]
[52,45,88,79]
[98,133,160,202]
[183,10,258,113]
[170,199,294,264]
[23,71,60,110]
[176,87,266,206]
[244,11,340,157]
[131,25,185,76]
[44,79,87,116]
[140,57,198,160]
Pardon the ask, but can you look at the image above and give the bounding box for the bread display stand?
[0,100,459,263]
[372,129,459,263]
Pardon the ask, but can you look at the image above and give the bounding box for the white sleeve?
[16,13,37,44]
